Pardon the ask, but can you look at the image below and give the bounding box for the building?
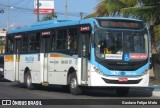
[0,28,6,40]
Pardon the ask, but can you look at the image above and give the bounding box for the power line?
[12,0,25,6]
[0,0,90,27]
[1,5,83,17]
[0,3,89,17]
[16,0,32,9]
[0,4,33,11]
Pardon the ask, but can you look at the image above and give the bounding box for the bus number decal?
[111,71,119,75]
[61,60,72,64]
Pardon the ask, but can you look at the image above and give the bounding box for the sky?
[0,0,97,29]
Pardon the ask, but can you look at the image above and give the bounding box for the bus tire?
[0,74,4,78]
[62,85,70,93]
[69,73,82,95]
[24,72,35,90]
[116,87,129,96]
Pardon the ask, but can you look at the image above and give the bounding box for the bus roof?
[7,17,143,34]
[8,18,81,34]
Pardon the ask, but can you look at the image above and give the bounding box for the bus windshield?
[95,29,148,61]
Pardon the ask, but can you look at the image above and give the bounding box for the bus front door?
[41,35,50,85]
[79,31,90,85]
[15,38,21,81]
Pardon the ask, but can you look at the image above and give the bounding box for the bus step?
[42,82,49,86]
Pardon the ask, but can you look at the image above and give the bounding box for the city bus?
[4,17,150,96]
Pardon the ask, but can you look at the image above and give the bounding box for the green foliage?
[0,40,5,53]
[154,24,160,43]
[0,40,4,46]
[84,13,97,19]
[41,13,57,21]
[87,0,160,23]
[106,0,126,15]
[154,24,160,53]
[119,0,139,6]
[121,6,156,21]
[93,0,139,17]
[95,0,109,16]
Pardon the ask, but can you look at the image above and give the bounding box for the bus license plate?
[118,78,128,82]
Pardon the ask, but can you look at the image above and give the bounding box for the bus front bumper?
[89,71,149,87]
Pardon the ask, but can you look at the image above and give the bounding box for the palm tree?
[86,0,138,17]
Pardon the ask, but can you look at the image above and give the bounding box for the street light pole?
[80,12,83,19]
[37,0,40,22]
[7,0,9,30]
[65,0,67,18]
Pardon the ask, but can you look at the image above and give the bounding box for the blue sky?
[0,0,97,29]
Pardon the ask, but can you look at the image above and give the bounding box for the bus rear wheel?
[24,71,35,90]
[69,73,82,95]
[116,87,129,96]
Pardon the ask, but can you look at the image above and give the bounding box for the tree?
[0,40,5,53]
[85,0,139,18]
[41,13,57,21]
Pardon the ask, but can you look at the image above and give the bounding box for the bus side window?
[22,35,29,53]
[68,28,77,50]
[29,33,40,52]
[6,36,14,54]
[56,29,67,50]
[51,30,56,51]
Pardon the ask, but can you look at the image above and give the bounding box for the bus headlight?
[142,69,149,76]
[93,67,103,75]
[0,68,3,72]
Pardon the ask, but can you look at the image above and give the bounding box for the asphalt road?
[0,78,159,108]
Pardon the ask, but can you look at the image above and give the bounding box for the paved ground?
[0,78,160,107]
[0,78,159,99]
[149,68,160,96]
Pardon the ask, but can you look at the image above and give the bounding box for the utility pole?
[65,0,67,18]
[80,12,84,19]
[7,0,9,30]
[37,0,40,22]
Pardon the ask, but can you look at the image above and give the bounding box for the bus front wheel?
[116,87,129,96]
[24,72,35,90]
[69,73,82,95]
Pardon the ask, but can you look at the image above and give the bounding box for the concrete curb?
[149,85,160,97]
[152,91,160,97]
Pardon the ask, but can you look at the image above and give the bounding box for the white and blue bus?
[4,17,150,96]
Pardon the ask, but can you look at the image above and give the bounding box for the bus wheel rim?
[71,78,77,89]
[27,75,31,86]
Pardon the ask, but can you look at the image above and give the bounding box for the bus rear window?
[97,19,144,29]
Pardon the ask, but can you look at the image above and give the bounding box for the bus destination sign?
[98,20,144,29]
